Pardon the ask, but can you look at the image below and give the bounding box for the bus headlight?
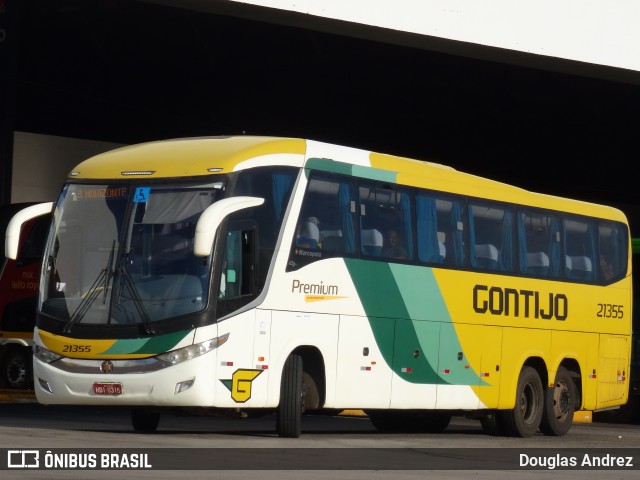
[157,333,229,365]
[33,345,63,364]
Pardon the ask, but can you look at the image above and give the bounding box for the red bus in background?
[0,203,51,390]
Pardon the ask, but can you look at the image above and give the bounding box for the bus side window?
[470,203,514,272]
[442,198,466,267]
[360,182,412,262]
[417,195,467,268]
[221,229,254,298]
[216,226,257,319]
[417,194,445,264]
[563,218,596,282]
[517,211,559,278]
[598,221,628,283]
[287,173,356,271]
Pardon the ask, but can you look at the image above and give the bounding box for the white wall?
[231,0,640,73]
[11,132,123,203]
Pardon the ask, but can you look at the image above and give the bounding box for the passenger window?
[598,222,628,283]
[220,228,255,299]
[416,194,465,266]
[359,183,413,262]
[517,211,560,278]
[563,218,596,282]
[287,173,356,271]
[470,203,514,272]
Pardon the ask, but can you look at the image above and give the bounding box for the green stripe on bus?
[306,158,397,183]
[352,165,396,183]
[305,158,353,176]
[103,330,192,355]
[345,259,487,386]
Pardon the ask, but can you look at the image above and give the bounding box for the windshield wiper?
[63,240,116,334]
[115,267,156,335]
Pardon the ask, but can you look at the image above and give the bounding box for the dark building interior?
[3,0,640,230]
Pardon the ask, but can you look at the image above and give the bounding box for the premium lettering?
[292,279,338,295]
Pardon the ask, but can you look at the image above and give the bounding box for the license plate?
[93,382,123,395]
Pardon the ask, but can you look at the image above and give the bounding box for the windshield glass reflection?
[41,182,224,329]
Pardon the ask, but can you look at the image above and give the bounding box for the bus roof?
[70,136,307,179]
[68,136,627,223]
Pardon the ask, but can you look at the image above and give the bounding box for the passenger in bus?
[599,255,614,281]
[382,228,407,259]
[295,216,320,249]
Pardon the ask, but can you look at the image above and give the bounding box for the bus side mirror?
[5,202,54,260]
[194,196,264,257]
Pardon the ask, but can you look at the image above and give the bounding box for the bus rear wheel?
[277,354,303,438]
[480,412,505,436]
[499,366,543,437]
[539,366,575,436]
[131,408,160,433]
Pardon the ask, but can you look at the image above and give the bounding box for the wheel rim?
[520,383,539,424]
[553,380,572,422]
[7,357,27,388]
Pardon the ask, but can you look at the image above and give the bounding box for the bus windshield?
[41,182,225,331]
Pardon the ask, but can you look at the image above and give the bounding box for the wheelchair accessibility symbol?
[134,187,150,203]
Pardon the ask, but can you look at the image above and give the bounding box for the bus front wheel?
[499,366,543,437]
[539,366,575,436]
[131,408,160,433]
[276,354,303,438]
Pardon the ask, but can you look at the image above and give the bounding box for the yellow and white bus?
[6,136,631,437]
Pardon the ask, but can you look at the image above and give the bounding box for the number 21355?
[597,304,624,318]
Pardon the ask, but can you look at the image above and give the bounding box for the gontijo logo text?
[473,284,568,320]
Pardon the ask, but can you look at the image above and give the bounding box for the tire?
[2,348,33,390]
[367,410,411,432]
[131,408,160,433]
[366,410,451,433]
[499,366,544,437]
[539,366,575,436]
[418,411,452,432]
[480,412,505,436]
[277,354,303,438]
[366,409,397,432]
